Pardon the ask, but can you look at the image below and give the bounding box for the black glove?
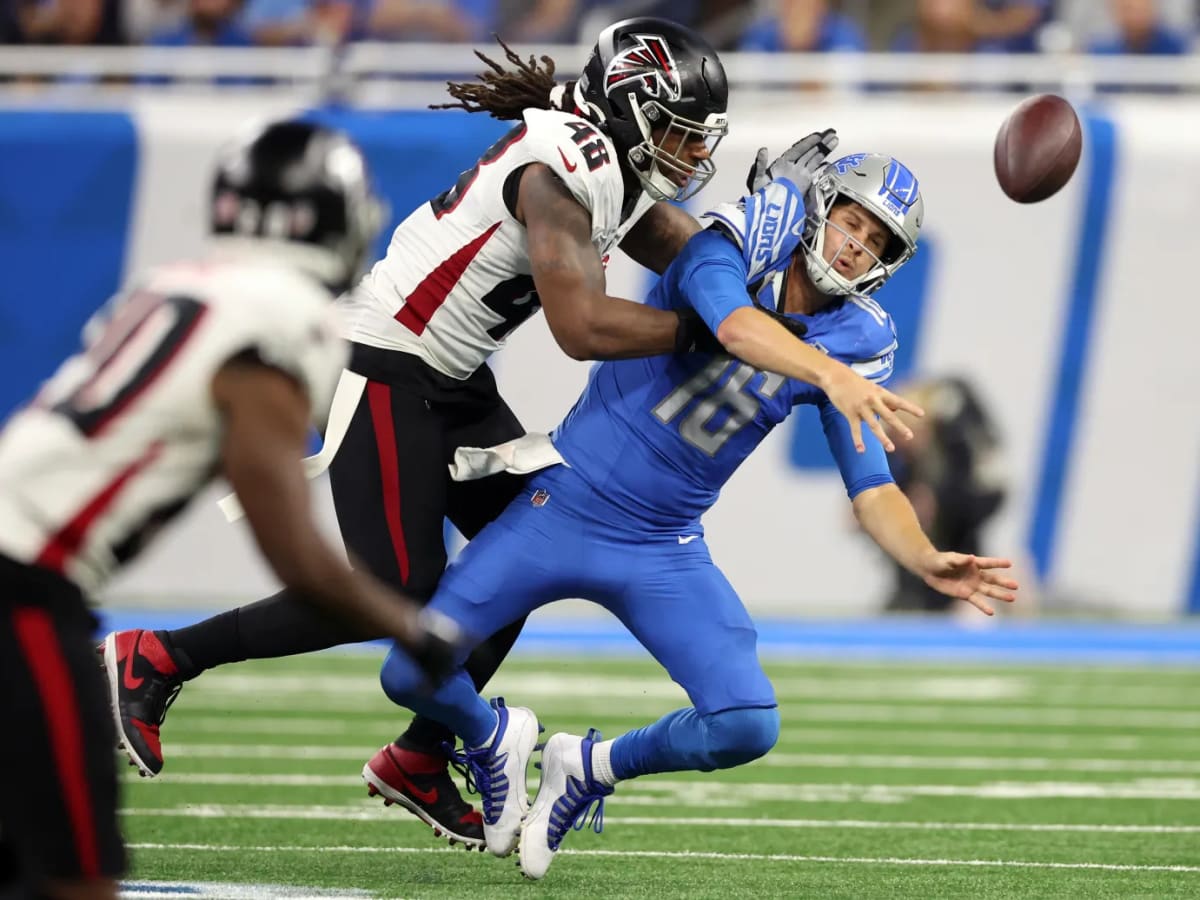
[746,128,840,196]
[674,307,725,354]
[406,608,468,688]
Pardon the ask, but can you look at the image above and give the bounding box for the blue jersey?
[552,208,897,531]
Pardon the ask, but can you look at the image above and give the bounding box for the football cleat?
[444,698,541,857]
[99,629,183,777]
[363,742,485,850]
[519,728,612,880]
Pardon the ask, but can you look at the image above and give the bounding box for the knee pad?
[703,706,780,770]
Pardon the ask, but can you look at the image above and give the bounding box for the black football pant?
[0,554,126,893]
[166,346,529,752]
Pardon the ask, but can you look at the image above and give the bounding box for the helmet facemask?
[627,98,727,202]
[800,154,923,297]
[578,18,730,204]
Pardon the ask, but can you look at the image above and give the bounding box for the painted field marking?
[120,882,369,898]
[120,806,1200,834]
[161,719,1200,753]
[189,671,1198,709]
[169,695,1200,729]
[125,843,1200,874]
[123,775,1200,802]
[152,743,1200,774]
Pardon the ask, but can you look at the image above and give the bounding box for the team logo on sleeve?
[604,34,681,101]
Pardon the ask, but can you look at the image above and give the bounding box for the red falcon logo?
[604,34,681,101]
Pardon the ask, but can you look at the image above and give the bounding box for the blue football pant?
[379,466,778,776]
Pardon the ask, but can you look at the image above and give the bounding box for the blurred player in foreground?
[376,152,1019,879]
[0,121,460,900]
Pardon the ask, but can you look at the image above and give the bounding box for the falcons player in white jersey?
[104,17,736,849]
[0,121,463,900]
[104,17,782,852]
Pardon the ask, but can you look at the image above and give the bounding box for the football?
[993,94,1082,203]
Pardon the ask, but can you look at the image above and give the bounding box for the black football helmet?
[210,120,384,293]
[576,17,729,202]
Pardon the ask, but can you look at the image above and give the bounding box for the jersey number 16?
[653,357,785,456]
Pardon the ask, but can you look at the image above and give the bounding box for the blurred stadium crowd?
[1,0,1196,57]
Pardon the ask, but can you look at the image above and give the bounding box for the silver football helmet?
[801,153,923,297]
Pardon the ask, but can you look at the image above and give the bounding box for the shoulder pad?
[837,295,898,384]
[700,179,807,288]
[521,108,622,217]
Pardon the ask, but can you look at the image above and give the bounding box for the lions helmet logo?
[604,34,682,101]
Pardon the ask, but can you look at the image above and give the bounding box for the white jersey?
[0,254,346,594]
[340,107,657,380]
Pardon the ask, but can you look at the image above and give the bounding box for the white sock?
[590,738,619,787]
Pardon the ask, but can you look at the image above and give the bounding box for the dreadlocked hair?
[431,37,561,121]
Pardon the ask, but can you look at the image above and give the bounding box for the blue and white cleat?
[445,697,541,857]
[518,728,612,880]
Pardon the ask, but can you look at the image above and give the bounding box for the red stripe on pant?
[366,381,410,585]
[11,604,100,877]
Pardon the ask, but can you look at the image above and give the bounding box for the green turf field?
[120,651,1200,899]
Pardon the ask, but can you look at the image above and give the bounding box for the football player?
[102,18,916,850]
[374,153,1020,878]
[0,121,459,900]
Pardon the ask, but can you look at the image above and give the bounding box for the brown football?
[993,94,1082,203]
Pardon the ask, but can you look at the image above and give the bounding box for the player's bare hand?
[918,552,1019,616]
[823,366,924,453]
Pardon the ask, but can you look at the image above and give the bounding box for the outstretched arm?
[717,306,921,452]
[520,164,688,360]
[851,483,1018,616]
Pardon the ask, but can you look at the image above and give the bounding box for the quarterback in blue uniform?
[377,152,1019,878]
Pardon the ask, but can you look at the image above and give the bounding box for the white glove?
[746,128,840,196]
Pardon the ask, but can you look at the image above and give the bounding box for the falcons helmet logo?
[603,34,682,101]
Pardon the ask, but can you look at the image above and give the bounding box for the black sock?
[164,588,370,680]
[396,716,455,754]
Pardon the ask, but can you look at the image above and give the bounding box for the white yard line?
[171,694,1200,729]
[761,753,1200,773]
[161,719,1200,753]
[124,843,1200,874]
[604,817,1200,833]
[775,728,1200,752]
[120,777,1200,802]
[119,805,1200,833]
[154,743,1200,773]
[169,717,363,735]
[189,671,1200,709]
[120,882,369,899]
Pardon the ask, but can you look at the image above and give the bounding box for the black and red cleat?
[99,629,183,778]
[363,742,485,851]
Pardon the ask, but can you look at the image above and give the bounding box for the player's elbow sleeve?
[714,306,755,349]
[847,473,895,501]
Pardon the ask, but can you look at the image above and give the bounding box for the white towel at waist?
[448,433,566,482]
